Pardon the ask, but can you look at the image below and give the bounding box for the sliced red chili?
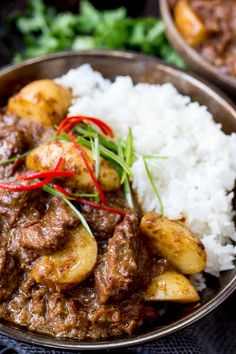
[68,132,106,205]
[56,115,114,137]
[17,170,75,181]
[0,157,68,192]
[53,184,125,215]
[0,177,53,192]
[55,157,64,170]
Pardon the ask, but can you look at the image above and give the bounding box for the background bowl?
[159,0,236,97]
[0,50,235,350]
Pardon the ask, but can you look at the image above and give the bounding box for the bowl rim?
[0,50,235,350]
[159,0,236,90]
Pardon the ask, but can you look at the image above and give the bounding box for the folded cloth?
[0,293,235,354]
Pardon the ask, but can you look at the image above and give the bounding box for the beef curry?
[0,79,206,339]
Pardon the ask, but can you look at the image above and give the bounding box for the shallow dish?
[0,50,235,350]
[159,0,236,97]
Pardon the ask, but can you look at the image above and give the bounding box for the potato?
[174,0,207,46]
[26,140,120,192]
[140,212,206,274]
[7,80,71,127]
[144,271,200,303]
[32,225,97,288]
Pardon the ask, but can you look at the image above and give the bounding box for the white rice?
[56,64,236,278]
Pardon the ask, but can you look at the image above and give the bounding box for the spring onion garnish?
[118,143,134,208]
[91,135,100,180]
[121,128,134,184]
[69,132,106,205]
[144,155,168,159]
[90,135,100,203]
[143,156,164,217]
[74,124,118,152]
[42,184,94,238]
[77,136,132,177]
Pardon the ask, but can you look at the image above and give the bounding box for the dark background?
[0,0,159,67]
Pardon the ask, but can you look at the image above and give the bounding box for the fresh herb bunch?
[8,0,186,68]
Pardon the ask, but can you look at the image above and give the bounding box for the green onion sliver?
[118,144,134,208]
[0,151,31,166]
[143,157,164,217]
[77,137,132,177]
[121,128,134,184]
[143,155,168,160]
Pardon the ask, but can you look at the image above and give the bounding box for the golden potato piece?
[32,225,97,288]
[7,80,71,127]
[174,0,207,46]
[140,212,206,274]
[145,271,200,303]
[26,140,120,192]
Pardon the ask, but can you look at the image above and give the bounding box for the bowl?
[159,0,236,97]
[0,50,235,350]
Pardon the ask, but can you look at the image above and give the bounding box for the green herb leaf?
[8,0,186,68]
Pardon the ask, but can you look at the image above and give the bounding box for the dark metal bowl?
[159,0,236,97]
[0,50,235,350]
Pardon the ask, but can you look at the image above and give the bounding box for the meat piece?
[0,127,28,160]
[19,197,78,253]
[0,120,29,178]
[81,204,122,239]
[0,112,52,178]
[18,118,53,147]
[0,186,44,270]
[95,210,140,303]
[0,188,40,229]
[0,240,19,302]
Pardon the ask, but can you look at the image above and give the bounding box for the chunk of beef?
[0,112,53,178]
[0,239,19,302]
[0,188,40,229]
[18,118,53,147]
[19,196,79,253]
[81,204,122,240]
[95,210,140,303]
[0,187,45,269]
[0,119,29,178]
[0,127,28,160]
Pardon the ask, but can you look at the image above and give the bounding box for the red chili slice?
[0,157,68,192]
[17,170,75,181]
[56,115,114,137]
[68,132,106,205]
[53,184,125,215]
[0,177,53,192]
[55,157,64,170]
